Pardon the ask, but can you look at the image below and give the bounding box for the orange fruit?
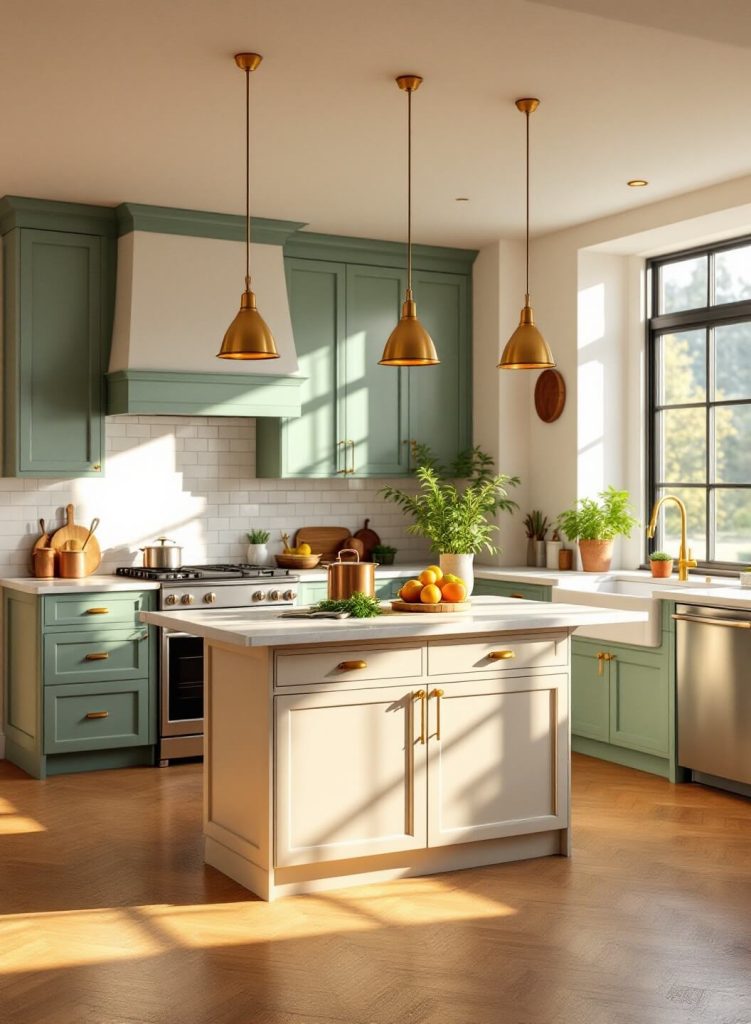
[425,564,442,579]
[441,581,467,603]
[399,579,423,603]
[419,569,439,587]
[420,583,442,604]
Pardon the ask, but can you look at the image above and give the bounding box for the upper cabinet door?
[261,258,345,478]
[344,264,410,477]
[408,270,470,468]
[4,229,104,477]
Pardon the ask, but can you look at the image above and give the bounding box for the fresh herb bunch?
[649,551,673,561]
[247,529,270,544]
[409,442,497,485]
[556,487,638,542]
[314,592,382,618]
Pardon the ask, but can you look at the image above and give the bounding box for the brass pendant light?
[379,75,439,367]
[217,52,279,360]
[498,98,555,370]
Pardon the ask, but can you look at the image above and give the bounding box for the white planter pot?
[246,543,269,566]
[439,553,474,596]
[545,541,562,569]
[535,540,546,567]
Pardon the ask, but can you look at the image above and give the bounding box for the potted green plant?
[648,551,674,579]
[556,487,638,572]
[246,528,270,565]
[523,510,549,567]
[371,543,397,566]
[381,446,518,595]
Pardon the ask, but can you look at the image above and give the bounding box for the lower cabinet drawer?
[43,592,153,629]
[427,633,568,677]
[44,629,149,685]
[44,680,149,754]
[275,645,423,687]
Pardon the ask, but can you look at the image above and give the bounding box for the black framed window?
[648,238,751,567]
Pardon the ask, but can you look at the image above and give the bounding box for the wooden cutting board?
[295,527,351,563]
[50,504,102,574]
[391,600,472,614]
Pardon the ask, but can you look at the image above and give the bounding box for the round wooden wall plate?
[534,369,566,423]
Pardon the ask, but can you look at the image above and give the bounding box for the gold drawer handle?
[488,650,515,660]
[84,652,110,661]
[431,688,444,741]
[85,711,109,719]
[338,659,367,671]
[414,689,427,744]
[85,607,110,615]
[510,593,527,600]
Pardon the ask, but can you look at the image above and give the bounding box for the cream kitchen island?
[142,596,644,900]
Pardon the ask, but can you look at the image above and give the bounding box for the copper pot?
[327,549,378,600]
[58,549,86,579]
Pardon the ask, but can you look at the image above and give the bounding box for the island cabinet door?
[274,686,427,868]
[426,675,569,848]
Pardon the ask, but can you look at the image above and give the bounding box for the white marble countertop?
[140,594,647,648]
[0,575,161,595]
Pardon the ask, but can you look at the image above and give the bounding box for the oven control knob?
[181,594,195,605]
[283,590,297,602]
[204,592,217,605]
[252,590,265,602]
[268,590,281,602]
[165,594,178,606]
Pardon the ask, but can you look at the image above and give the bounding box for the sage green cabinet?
[571,606,676,779]
[0,198,117,478]
[3,587,156,779]
[257,241,473,479]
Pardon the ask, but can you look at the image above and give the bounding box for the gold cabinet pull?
[335,440,348,474]
[337,659,367,671]
[488,650,515,661]
[413,689,427,744]
[431,688,445,741]
[85,711,109,719]
[510,592,527,600]
[85,607,110,615]
[84,652,110,661]
[348,439,356,475]
[597,652,604,676]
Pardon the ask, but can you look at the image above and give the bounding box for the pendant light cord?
[245,67,252,290]
[407,86,412,297]
[525,108,530,301]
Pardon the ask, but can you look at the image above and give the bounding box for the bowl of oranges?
[391,565,470,612]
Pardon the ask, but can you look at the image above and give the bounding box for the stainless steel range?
[116,564,299,765]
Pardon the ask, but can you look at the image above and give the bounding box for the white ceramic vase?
[246,543,269,566]
[439,553,475,596]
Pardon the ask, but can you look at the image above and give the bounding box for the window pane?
[659,256,707,314]
[714,405,751,483]
[715,490,751,563]
[655,488,706,562]
[715,322,751,401]
[657,329,705,404]
[715,245,751,305]
[657,408,706,483]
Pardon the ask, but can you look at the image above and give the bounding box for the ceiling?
[2,0,750,248]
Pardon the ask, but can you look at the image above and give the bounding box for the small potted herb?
[372,543,397,566]
[247,529,270,565]
[556,487,639,573]
[649,551,674,579]
[522,510,549,567]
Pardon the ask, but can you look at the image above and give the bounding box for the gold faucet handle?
[685,547,698,568]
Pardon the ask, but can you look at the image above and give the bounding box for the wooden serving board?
[295,527,351,563]
[391,600,472,614]
[50,504,102,574]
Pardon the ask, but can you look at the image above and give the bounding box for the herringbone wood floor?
[0,754,749,1024]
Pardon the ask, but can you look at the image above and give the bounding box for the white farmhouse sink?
[551,574,702,646]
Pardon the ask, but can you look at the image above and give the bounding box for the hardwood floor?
[0,754,749,1024]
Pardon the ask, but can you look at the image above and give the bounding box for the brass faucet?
[646,495,697,582]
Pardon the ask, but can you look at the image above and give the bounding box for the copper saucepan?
[327,548,378,600]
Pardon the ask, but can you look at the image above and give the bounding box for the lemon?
[297,542,312,555]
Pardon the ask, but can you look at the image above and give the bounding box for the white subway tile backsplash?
[0,416,429,573]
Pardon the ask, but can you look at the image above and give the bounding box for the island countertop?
[140,594,646,648]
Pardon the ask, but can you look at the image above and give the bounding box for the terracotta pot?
[650,559,673,579]
[578,539,614,573]
[558,548,573,571]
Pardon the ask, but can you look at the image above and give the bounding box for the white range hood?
[107,214,306,417]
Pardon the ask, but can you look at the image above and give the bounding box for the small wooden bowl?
[275,553,323,569]
[391,600,471,614]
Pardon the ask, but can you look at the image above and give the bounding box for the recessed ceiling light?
[627,179,649,187]
[455,196,469,202]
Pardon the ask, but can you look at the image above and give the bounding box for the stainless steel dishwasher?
[675,603,751,789]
